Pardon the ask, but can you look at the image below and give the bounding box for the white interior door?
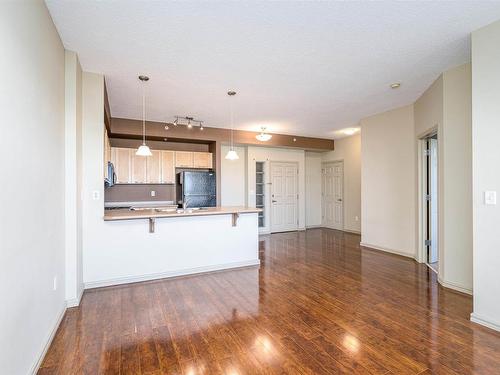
[322,162,344,230]
[270,162,298,233]
[429,138,438,264]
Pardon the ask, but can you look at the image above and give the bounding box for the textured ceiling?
[46,1,500,138]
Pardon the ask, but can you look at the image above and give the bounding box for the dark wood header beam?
[103,80,111,134]
[110,117,334,152]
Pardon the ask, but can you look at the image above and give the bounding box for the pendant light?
[136,75,152,157]
[225,90,239,160]
[256,126,272,142]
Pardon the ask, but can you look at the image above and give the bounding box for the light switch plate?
[92,190,100,200]
[151,190,156,197]
[485,191,497,205]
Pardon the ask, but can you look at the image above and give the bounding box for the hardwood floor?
[39,229,500,374]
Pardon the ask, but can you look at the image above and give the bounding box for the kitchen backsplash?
[105,184,175,202]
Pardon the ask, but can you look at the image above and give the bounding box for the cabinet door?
[193,152,213,169]
[175,151,194,168]
[147,150,161,183]
[132,153,148,183]
[111,147,131,183]
[161,151,175,184]
[104,130,111,178]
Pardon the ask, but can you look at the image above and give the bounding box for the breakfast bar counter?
[85,206,261,289]
[104,206,261,221]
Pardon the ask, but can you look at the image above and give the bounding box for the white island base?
[85,209,260,289]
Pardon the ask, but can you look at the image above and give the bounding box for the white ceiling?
[46,1,500,139]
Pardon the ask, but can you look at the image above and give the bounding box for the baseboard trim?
[438,277,473,295]
[66,287,84,308]
[470,313,500,332]
[305,225,322,229]
[84,259,261,289]
[360,242,417,260]
[343,228,361,235]
[30,303,66,374]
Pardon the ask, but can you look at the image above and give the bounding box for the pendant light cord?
[142,83,146,145]
[230,95,234,151]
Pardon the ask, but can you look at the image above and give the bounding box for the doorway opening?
[321,161,344,230]
[270,162,299,233]
[423,133,438,273]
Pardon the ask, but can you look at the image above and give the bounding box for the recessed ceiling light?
[390,82,401,89]
[341,128,359,136]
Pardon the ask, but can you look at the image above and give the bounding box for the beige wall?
[322,134,361,233]
[360,105,417,257]
[441,63,473,293]
[221,145,247,206]
[471,20,500,331]
[413,64,473,293]
[414,76,443,137]
[305,152,322,227]
[0,2,66,373]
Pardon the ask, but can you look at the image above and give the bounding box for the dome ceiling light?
[256,127,272,142]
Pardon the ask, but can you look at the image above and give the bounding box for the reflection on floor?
[38,228,500,374]
[428,261,439,273]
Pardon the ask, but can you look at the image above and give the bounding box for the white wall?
[305,152,322,227]
[360,105,417,257]
[471,19,500,331]
[246,146,306,232]
[0,2,66,374]
[64,51,84,306]
[81,72,106,285]
[322,134,362,233]
[221,145,247,206]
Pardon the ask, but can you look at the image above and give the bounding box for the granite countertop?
[104,206,262,221]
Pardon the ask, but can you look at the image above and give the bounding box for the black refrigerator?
[176,171,216,208]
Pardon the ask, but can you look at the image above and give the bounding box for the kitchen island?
[84,206,261,289]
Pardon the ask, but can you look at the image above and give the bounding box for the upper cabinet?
[175,151,194,168]
[131,152,148,183]
[110,148,212,184]
[193,152,213,169]
[160,151,175,184]
[103,130,111,178]
[112,147,132,183]
[147,150,162,184]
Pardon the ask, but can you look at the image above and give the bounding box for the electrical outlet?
[53,276,57,291]
[150,190,156,197]
[485,191,497,205]
[355,216,359,222]
[92,190,100,200]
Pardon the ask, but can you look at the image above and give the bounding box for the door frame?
[269,161,299,233]
[417,128,440,274]
[321,160,344,231]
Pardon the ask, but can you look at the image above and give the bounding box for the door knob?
[337,199,342,202]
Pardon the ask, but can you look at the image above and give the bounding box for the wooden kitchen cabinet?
[193,152,213,169]
[147,150,162,183]
[161,151,175,184]
[103,130,111,178]
[111,147,132,183]
[131,152,148,183]
[175,151,194,168]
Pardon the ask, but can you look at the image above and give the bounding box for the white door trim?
[321,160,344,231]
[270,161,299,233]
